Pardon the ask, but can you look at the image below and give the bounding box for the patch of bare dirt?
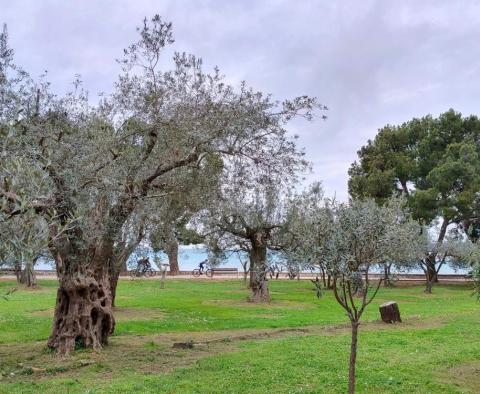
[0,315,448,386]
[437,361,480,393]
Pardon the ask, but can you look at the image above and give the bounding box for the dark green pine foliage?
[349,109,480,237]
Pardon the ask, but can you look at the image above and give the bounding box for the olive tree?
[280,182,336,287]
[419,227,474,293]
[286,196,423,393]
[0,210,49,286]
[147,155,222,275]
[0,16,320,354]
[0,24,52,284]
[197,171,302,302]
[330,199,424,393]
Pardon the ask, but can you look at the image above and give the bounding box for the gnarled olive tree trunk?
[47,244,115,355]
[165,238,179,275]
[248,237,270,302]
[19,257,38,287]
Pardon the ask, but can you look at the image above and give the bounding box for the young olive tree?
[288,196,423,393]
[280,182,337,287]
[0,16,321,354]
[0,24,53,285]
[0,211,49,286]
[440,233,480,298]
[419,227,474,293]
[331,199,424,394]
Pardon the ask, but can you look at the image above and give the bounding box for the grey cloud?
[2,0,480,200]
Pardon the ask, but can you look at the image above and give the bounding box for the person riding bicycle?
[199,259,208,274]
[137,257,151,274]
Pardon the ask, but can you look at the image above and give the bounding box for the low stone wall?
[0,269,472,282]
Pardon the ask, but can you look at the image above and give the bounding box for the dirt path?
[0,315,447,387]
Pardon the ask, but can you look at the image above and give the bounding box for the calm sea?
[35,245,467,274]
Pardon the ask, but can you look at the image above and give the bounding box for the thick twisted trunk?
[48,265,115,355]
[48,239,116,355]
[248,241,270,302]
[166,238,179,275]
[250,271,269,302]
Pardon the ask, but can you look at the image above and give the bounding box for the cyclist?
[198,259,208,274]
[137,257,151,274]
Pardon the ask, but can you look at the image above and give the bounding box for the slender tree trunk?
[109,252,130,308]
[424,219,449,293]
[241,261,249,283]
[327,274,332,290]
[14,261,22,283]
[320,267,327,287]
[109,231,143,307]
[166,238,179,275]
[425,279,434,294]
[48,247,115,355]
[249,259,255,289]
[425,254,437,288]
[248,241,270,302]
[383,264,393,287]
[109,268,122,308]
[400,179,409,196]
[110,275,119,307]
[348,321,359,394]
[425,259,446,294]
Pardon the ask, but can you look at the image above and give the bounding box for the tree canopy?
[0,16,325,354]
[348,110,480,290]
[349,110,480,228]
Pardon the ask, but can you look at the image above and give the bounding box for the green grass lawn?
[0,279,478,393]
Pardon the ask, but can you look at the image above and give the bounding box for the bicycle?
[192,268,213,277]
[129,267,156,278]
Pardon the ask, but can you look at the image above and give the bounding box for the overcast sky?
[2,0,480,200]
